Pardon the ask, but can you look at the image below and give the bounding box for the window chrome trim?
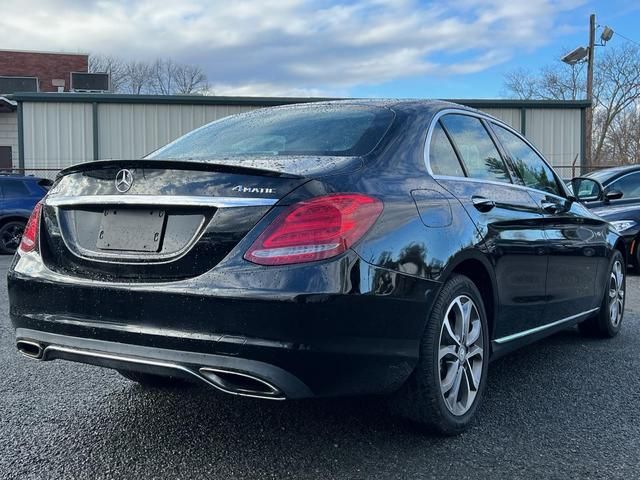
[424,108,569,200]
[45,195,279,208]
[493,307,599,344]
[424,108,514,180]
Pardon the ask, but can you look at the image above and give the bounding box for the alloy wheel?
[438,295,484,416]
[609,259,624,328]
[0,223,24,252]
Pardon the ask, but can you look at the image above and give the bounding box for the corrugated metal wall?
[525,108,582,174]
[98,104,257,159]
[19,101,582,174]
[479,108,522,133]
[22,102,93,169]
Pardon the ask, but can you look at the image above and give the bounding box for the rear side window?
[608,172,640,199]
[492,124,561,196]
[2,180,30,197]
[148,105,394,159]
[429,122,465,177]
[440,114,511,183]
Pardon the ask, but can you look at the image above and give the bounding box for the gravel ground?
[1,255,640,480]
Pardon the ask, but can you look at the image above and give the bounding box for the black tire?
[579,250,625,338]
[394,274,490,435]
[0,220,26,255]
[117,369,189,388]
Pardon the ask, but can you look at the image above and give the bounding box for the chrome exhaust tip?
[199,367,284,399]
[16,340,44,360]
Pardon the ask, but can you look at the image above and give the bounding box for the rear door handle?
[472,195,495,212]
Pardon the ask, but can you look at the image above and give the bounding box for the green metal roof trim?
[447,98,591,109]
[6,92,591,109]
[7,92,339,106]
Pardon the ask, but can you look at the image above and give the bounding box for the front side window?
[492,124,561,196]
[440,114,511,183]
[148,105,394,160]
[608,172,640,199]
[429,121,465,177]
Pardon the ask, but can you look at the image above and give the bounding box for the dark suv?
[0,174,52,254]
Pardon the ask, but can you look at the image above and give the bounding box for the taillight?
[245,193,383,266]
[19,202,42,253]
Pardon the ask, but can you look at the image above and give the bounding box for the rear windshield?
[147,105,394,159]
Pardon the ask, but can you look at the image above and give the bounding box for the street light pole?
[585,13,596,169]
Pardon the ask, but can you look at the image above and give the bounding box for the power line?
[614,30,640,48]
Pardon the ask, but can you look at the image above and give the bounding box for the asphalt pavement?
[1,254,640,480]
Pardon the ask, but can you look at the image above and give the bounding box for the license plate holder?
[97,209,166,252]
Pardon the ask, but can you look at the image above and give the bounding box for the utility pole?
[585,13,596,169]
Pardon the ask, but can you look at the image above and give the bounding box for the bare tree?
[503,58,585,101]
[151,58,178,95]
[89,54,126,92]
[503,43,640,165]
[174,64,208,94]
[605,110,640,164]
[502,68,540,100]
[591,44,640,164]
[89,54,208,95]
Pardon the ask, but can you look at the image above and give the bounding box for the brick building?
[0,50,88,93]
[0,50,88,168]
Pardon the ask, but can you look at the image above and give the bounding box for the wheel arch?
[439,252,498,341]
[613,237,628,265]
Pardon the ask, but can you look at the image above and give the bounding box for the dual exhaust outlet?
[16,340,283,400]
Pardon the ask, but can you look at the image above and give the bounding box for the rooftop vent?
[70,72,110,92]
[0,76,38,94]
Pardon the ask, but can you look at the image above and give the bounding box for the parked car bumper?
[8,252,439,399]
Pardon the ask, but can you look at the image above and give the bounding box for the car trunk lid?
[40,157,359,281]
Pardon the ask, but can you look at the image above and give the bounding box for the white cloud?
[0,0,585,95]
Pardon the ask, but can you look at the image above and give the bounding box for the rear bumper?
[16,328,310,399]
[8,253,439,398]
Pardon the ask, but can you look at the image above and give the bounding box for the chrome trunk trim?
[45,195,278,208]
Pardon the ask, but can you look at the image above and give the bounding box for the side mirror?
[571,177,603,202]
[605,189,623,201]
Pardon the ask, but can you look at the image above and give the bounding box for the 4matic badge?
[232,185,276,194]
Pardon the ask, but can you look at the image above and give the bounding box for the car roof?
[0,173,46,182]
[263,98,479,114]
[584,165,640,184]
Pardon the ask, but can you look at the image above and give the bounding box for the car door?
[430,112,548,339]
[490,122,607,320]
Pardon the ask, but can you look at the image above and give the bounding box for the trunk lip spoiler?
[57,159,307,179]
[45,195,278,208]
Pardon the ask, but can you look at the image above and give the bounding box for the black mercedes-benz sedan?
[7,100,627,435]
[571,165,640,269]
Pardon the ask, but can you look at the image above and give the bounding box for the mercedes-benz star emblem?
[115,169,134,193]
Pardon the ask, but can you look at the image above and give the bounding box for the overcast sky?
[0,0,638,98]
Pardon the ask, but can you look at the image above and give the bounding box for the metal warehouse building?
[0,93,589,177]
